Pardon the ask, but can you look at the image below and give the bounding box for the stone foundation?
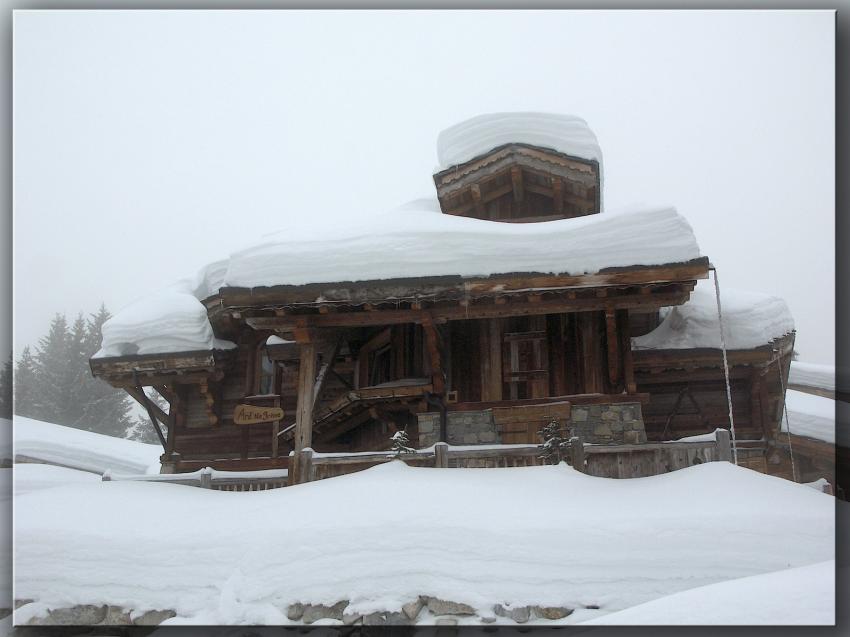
[418,401,646,447]
[571,403,647,445]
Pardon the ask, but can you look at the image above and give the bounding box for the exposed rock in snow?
[436,112,602,169]
[633,279,794,351]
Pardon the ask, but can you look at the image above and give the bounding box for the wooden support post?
[422,318,445,395]
[579,312,602,394]
[552,176,564,214]
[199,468,212,489]
[605,309,620,388]
[470,184,484,217]
[435,441,449,468]
[480,319,503,402]
[617,310,637,394]
[716,429,733,463]
[569,436,585,472]
[296,448,313,484]
[294,338,318,453]
[511,166,525,203]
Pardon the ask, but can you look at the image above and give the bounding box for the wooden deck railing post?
[435,442,449,468]
[199,467,212,489]
[296,448,314,484]
[716,429,733,463]
[569,436,585,472]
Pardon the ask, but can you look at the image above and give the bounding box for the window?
[502,316,549,399]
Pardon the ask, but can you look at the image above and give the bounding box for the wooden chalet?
[90,120,799,487]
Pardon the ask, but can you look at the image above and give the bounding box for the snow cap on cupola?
[432,112,603,222]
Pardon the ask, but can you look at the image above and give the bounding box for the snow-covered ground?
[15,459,833,625]
[13,417,161,475]
[783,389,835,444]
[579,560,834,625]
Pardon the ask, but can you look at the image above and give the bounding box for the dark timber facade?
[90,142,798,484]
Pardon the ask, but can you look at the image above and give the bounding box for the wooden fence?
[103,429,736,490]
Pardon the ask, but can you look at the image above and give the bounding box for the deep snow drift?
[632,279,794,351]
[13,417,162,475]
[579,560,834,625]
[15,460,833,625]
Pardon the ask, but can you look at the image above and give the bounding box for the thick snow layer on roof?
[223,203,700,289]
[97,201,701,358]
[13,417,162,475]
[436,112,602,169]
[95,280,236,359]
[14,461,833,625]
[578,560,834,625]
[782,390,835,444]
[632,280,794,351]
[789,361,835,392]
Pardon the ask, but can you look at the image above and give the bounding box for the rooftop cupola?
[433,112,602,223]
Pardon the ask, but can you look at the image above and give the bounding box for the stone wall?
[571,403,647,445]
[418,401,646,447]
[418,410,499,447]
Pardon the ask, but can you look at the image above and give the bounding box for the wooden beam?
[243,290,695,332]
[511,166,524,203]
[552,176,564,214]
[294,341,317,453]
[217,259,709,308]
[422,318,445,395]
[480,319,503,402]
[605,309,620,388]
[617,310,636,393]
[312,336,342,410]
[470,184,484,216]
[126,386,167,450]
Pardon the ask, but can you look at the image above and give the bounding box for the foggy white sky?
[13,10,834,363]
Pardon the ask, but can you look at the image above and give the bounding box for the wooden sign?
[233,404,284,425]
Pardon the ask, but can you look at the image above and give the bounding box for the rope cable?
[711,266,738,465]
[774,351,799,482]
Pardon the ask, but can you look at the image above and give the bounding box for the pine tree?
[14,347,39,419]
[0,354,12,419]
[33,314,73,424]
[391,429,414,456]
[76,305,135,437]
[538,418,566,464]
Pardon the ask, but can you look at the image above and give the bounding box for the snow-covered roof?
[96,281,236,358]
[97,203,702,359]
[782,390,834,444]
[789,361,835,392]
[436,112,602,170]
[221,202,699,289]
[632,280,794,351]
[13,416,162,475]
